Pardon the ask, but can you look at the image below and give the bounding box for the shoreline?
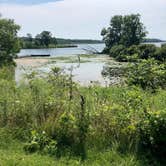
[15,57,49,67]
[14,54,111,86]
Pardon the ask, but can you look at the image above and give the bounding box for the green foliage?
[122,14,147,47]
[24,141,40,153]
[109,44,126,58]
[109,44,166,63]
[24,130,58,156]
[138,44,157,59]
[101,14,147,51]
[35,31,53,47]
[126,59,166,90]
[20,31,57,49]
[0,17,20,66]
[44,140,58,156]
[111,45,140,62]
[155,44,166,62]
[0,68,165,164]
[139,109,166,159]
[0,66,15,80]
[0,141,148,166]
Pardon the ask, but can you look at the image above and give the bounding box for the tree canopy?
[35,31,53,47]
[101,14,147,52]
[0,16,20,66]
[21,31,57,49]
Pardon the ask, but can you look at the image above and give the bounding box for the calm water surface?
[16,42,165,85]
[18,42,166,57]
[18,44,105,57]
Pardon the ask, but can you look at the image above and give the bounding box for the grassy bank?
[0,67,165,165]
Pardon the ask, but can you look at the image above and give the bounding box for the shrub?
[138,44,157,59]
[155,45,166,62]
[109,45,126,58]
[24,141,40,153]
[24,130,58,155]
[43,140,57,156]
[126,59,166,90]
[139,109,166,158]
[0,66,15,80]
[108,44,166,62]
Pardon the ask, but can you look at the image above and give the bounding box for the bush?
[109,44,166,62]
[0,66,15,80]
[155,45,166,62]
[161,43,166,48]
[109,45,126,58]
[43,140,57,156]
[24,130,58,155]
[24,141,40,153]
[138,44,157,59]
[139,109,166,158]
[126,59,166,90]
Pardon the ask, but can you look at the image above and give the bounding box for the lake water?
[17,42,166,57]
[18,44,105,57]
[16,42,166,86]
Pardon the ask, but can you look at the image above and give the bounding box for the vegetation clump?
[0,17,20,66]
[108,44,166,62]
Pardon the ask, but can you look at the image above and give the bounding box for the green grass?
[0,143,57,166]
[0,140,146,166]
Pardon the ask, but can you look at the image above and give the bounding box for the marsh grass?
[0,67,165,165]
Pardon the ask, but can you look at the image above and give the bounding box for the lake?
[17,42,166,57]
[16,42,166,86]
[18,44,105,57]
[16,43,109,86]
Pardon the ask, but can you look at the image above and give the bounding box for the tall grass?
[0,67,165,164]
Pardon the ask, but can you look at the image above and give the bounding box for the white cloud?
[0,0,166,39]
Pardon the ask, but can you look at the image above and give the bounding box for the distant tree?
[101,14,147,51]
[0,16,20,66]
[26,33,33,42]
[35,34,42,46]
[51,37,57,46]
[35,31,52,47]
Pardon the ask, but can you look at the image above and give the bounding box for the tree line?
[20,31,57,49]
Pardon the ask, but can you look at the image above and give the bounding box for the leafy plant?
[126,59,166,90]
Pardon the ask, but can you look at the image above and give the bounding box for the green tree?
[0,16,20,66]
[122,14,147,46]
[26,33,33,42]
[101,14,147,51]
[35,31,52,47]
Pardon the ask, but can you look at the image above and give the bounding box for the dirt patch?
[15,58,49,67]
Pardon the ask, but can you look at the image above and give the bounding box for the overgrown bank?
[0,67,165,165]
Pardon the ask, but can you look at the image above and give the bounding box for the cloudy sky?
[0,0,166,40]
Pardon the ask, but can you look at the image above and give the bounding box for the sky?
[0,0,166,40]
